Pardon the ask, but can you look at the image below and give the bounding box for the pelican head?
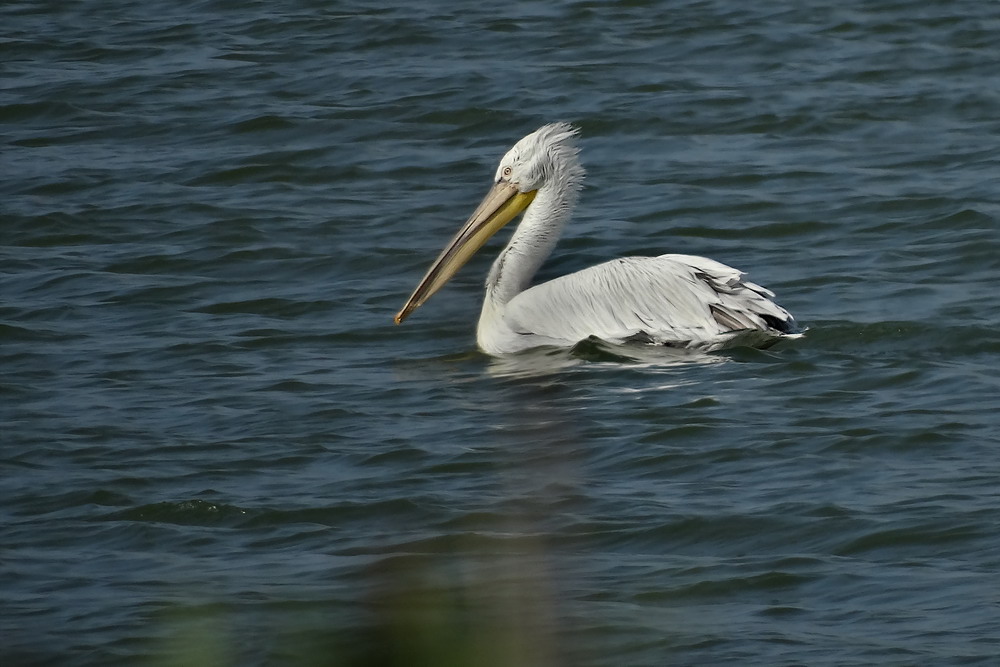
[394,123,582,325]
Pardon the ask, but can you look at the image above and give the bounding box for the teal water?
[3,1,1000,665]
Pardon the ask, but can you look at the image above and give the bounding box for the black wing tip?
[759,312,799,335]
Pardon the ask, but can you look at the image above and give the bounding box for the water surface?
[3,1,1000,665]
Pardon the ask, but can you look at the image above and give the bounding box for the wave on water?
[4,0,1000,665]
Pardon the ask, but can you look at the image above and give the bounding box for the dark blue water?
[4,1,1000,665]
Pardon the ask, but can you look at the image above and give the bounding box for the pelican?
[394,123,799,355]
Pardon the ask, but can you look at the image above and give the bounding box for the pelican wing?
[503,254,796,349]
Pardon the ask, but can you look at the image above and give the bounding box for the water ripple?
[4,0,1000,665]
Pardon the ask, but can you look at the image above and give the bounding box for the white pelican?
[394,123,799,355]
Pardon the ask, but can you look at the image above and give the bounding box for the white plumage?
[396,123,799,356]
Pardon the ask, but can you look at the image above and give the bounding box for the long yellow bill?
[394,181,537,324]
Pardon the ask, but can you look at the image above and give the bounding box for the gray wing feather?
[504,254,795,347]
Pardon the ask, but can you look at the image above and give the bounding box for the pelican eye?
[501,166,513,178]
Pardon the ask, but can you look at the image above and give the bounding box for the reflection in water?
[359,537,562,667]
[353,352,593,665]
[486,338,727,380]
[355,342,727,666]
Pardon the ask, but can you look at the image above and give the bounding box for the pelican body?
[395,123,798,355]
